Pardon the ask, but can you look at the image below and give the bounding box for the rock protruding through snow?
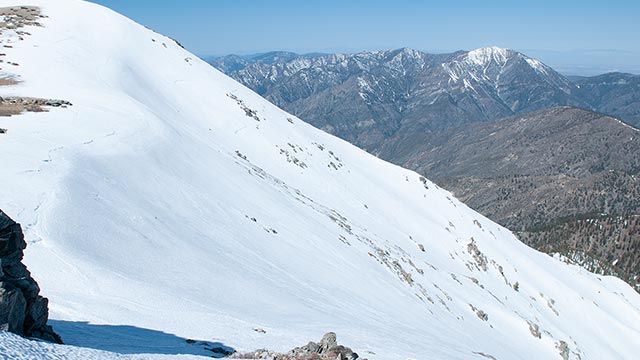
[0,210,61,343]
[0,97,72,117]
[232,332,360,359]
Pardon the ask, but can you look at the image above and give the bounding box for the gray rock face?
[288,332,358,360]
[0,209,61,343]
[318,332,337,353]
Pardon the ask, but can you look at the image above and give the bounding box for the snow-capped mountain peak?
[463,46,557,79]
[465,46,515,66]
[440,46,576,98]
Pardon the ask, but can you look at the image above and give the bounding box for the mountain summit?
[465,46,515,65]
[0,1,639,359]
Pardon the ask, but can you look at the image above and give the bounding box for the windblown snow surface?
[0,1,639,359]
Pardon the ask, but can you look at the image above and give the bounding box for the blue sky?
[93,0,640,75]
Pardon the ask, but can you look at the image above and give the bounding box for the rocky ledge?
[0,209,61,343]
[232,332,361,360]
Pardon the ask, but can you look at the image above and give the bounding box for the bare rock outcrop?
[232,332,360,360]
[0,209,61,343]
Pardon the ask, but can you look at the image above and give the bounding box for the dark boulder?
[0,285,26,334]
[0,209,62,343]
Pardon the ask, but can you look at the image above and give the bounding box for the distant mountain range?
[572,72,640,126]
[210,47,588,151]
[209,48,640,290]
[209,47,640,149]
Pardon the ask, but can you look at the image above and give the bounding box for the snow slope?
[0,1,639,359]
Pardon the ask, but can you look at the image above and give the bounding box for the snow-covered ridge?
[465,46,515,66]
[437,46,574,95]
[252,48,426,81]
[0,1,639,359]
[459,46,554,76]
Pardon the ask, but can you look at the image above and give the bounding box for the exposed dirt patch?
[0,75,18,86]
[0,6,43,29]
[0,97,71,117]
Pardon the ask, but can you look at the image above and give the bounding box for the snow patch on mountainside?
[525,57,548,74]
[466,46,512,67]
[0,1,638,359]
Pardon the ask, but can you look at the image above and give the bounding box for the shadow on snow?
[49,320,236,358]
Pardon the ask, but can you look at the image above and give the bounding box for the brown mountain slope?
[379,106,640,289]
